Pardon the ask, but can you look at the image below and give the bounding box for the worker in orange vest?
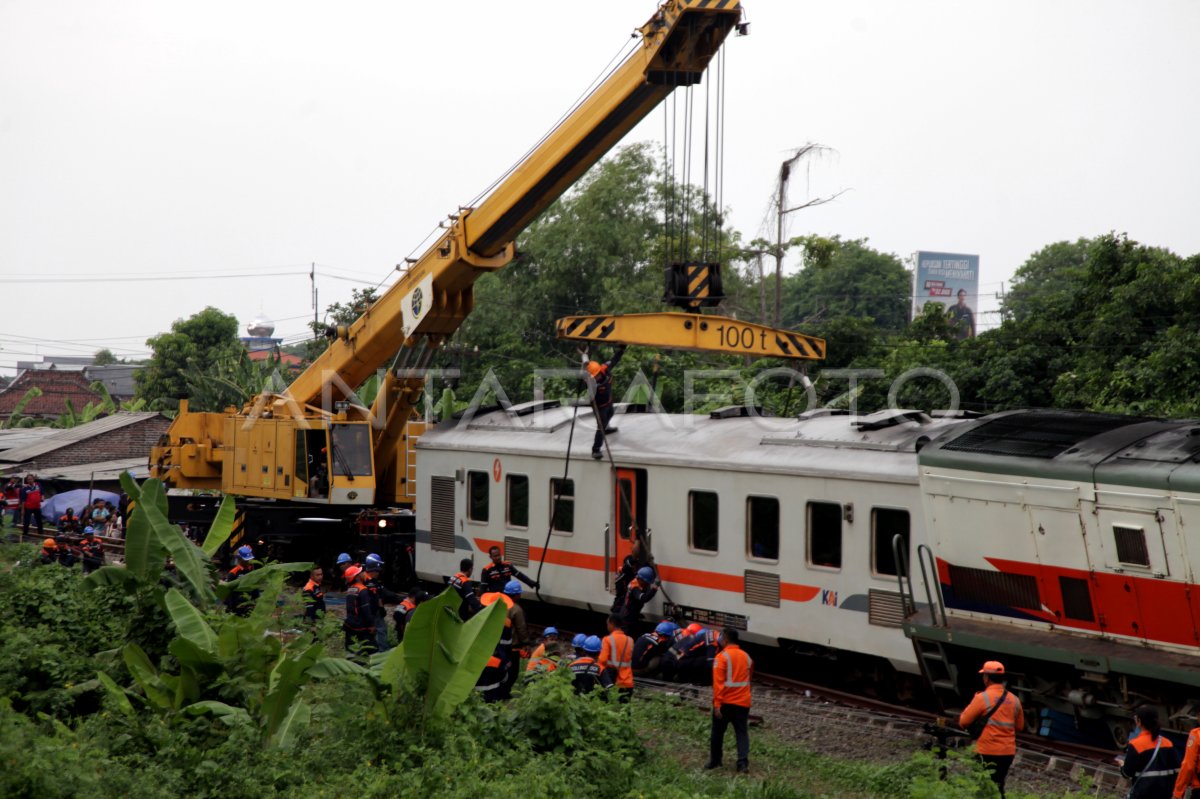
[476,582,526,701]
[959,660,1025,798]
[37,537,58,565]
[1123,705,1180,799]
[80,526,105,573]
[525,628,561,675]
[705,628,753,774]
[568,636,614,694]
[529,627,559,661]
[342,565,376,657]
[393,588,430,642]
[301,567,325,621]
[599,614,635,702]
[1174,708,1200,798]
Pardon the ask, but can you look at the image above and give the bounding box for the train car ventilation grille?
[504,536,530,568]
[948,564,1040,609]
[940,412,1140,459]
[868,589,911,628]
[430,476,456,552]
[744,570,780,608]
[1059,576,1095,622]
[1113,525,1150,567]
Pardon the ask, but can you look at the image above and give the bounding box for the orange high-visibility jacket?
[712,644,752,708]
[600,630,634,689]
[959,684,1023,756]
[1174,727,1200,798]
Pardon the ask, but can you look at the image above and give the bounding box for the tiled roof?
[0,369,103,418]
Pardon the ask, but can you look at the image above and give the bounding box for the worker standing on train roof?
[706,628,753,774]
[600,615,635,702]
[583,344,627,460]
[1123,705,1180,799]
[481,545,539,593]
[959,660,1025,799]
[1173,707,1200,798]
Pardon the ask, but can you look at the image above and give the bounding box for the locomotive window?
[506,475,529,529]
[872,508,910,577]
[550,478,574,534]
[747,496,780,561]
[807,502,842,569]
[689,491,719,553]
[467,471,489,523]
[1113,525,1150,567]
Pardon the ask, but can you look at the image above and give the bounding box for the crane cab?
[226,416,376,506]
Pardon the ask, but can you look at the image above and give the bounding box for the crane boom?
[151,0,745,510]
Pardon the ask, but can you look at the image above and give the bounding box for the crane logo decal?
[411,287,424,318]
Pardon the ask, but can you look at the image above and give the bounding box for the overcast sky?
[2,0,1197,374]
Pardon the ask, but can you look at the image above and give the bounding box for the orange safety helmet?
[585,361,602,378]
[42,538,56,548]
[344,565,364,582]
[684,622,704,636]
[979,660,1005,674]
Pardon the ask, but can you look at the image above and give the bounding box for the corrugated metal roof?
[0,412,166,464]
[0,427,58,453]
[32,457,149,482]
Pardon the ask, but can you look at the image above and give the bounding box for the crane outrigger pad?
[555,312,825,361]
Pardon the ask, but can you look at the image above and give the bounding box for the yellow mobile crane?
[150,0,751,561]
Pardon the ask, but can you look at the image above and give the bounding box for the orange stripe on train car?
[472,537,820,603]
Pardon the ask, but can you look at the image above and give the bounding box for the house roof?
[0,411,167,464]
[0,369,103,418]
[84,364,142,398]
[33,456,149,483]
[0,427,58,453]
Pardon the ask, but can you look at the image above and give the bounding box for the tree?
[93,348,119,365]
[780,236,911,333]
[135,308,243,411]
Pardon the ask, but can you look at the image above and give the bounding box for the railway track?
[637,670,1127,797]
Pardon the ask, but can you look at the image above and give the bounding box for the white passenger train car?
[413,402,970,675]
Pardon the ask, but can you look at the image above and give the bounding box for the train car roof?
[417,404,971,484]
[918,409,1200,492]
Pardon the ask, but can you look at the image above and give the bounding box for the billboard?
[912,251,979,339]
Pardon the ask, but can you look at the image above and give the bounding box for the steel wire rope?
[533,384,583,604]
[701,65,711,262]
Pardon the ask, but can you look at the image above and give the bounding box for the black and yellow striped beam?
[555,312,826,361]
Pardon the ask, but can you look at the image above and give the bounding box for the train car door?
[612,468,647,577]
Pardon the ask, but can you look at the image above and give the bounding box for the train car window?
[467,471,489,523]
[807,502,842,569]
[550,478,574,534]
[689,491,719,553]
[872,508,910,577]
[1113,525,1150,567]
[747,496,780,561]
[506,475,529,529]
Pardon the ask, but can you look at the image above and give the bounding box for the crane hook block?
[555,312,826,361]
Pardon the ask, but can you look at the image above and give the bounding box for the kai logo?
[411,287,424,318]
[821,589,838,607]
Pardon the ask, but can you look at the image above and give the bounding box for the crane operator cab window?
[328,424,373,478]
[295,429,330,499]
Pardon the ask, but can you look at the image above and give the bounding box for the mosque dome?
[247,314,275,337]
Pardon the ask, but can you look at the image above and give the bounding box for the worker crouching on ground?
[393,588,430,642]
[37,537,57,565]
[706,628,753,774]
[525,627,561,675]
[222,545,259,616]
[80,526,105,573]
[633,621,678,676]
[569,635,614,694]
[958,660,1024,799]
[600,615,635,702]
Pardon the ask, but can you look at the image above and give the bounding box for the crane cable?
[532,389,582,604]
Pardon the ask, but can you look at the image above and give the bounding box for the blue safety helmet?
[655,621,678,636]
[503,579,522,596]
[336,552,352,565]
[583,635,603,654]
[572,633,587,649]
[83,526,95,534]
[637,566,655,582]
[544,627,559,637]
[236,545,254,560]
[364,553,384,570]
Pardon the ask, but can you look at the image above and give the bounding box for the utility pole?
[771,144,847,328]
